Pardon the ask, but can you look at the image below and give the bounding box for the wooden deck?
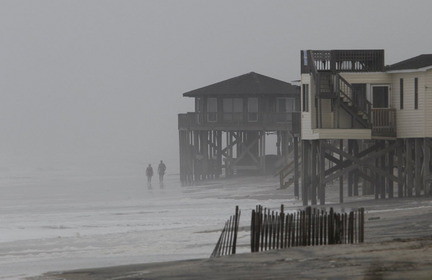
[178,112,301,133]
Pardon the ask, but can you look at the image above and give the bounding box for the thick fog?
[1,0,431,176]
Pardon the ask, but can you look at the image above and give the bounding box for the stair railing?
[307,51,321,128]
[308,50,372,129]
[335,74,372,128]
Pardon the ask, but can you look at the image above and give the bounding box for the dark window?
[276,98,294,122]
[247,97,258,122]
[223,99,233,121]
[207,98,217,122]
[195,98,201,112]
[276,98,295,112]
[414,78,418,110]
[372,86,389,108]
[302,84,309,112]
[223,98,243,122]
[400,79,404,109]
[195,98,202,124]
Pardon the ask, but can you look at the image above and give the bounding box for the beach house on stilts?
[300,49,432,205]
[178,72,301,185]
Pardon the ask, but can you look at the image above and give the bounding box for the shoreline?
[29,193,432,280]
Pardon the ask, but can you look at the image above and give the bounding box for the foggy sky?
[1,0,431,176]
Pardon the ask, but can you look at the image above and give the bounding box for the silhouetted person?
[146,164,153,188]
[158,160,166,187]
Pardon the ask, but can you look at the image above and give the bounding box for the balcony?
[178,112,301,133]
[371,108,397,138]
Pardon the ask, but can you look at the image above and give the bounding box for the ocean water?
[0,171,291,279]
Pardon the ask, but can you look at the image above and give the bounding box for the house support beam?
[299,138,430,205]
[294,136,300,197]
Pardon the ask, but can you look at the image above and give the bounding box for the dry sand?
[29,182,432,280]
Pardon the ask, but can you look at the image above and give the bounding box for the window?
[400,79,404,109]
[276,98,295,122]
[222,98,233,121]
[207,98,217,122]
[195,98,202,124]
[302,84,309,112]
[247,97,258,122]
[372,86,389,108]
[223,98,243,121]
[414,78,418,110]
[233,98,243,115]
[195,98,201,112]
[277,98,295,112]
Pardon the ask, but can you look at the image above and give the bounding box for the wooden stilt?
[311,140,317,205]
[294,137,300,197]
[339,140,344,203]
[415,138,422,197]
[319,140,326,205]
[262,131,266,174]
[388,143,394,198]
[374,156,380,200]
[406,139,413,197]
[216,131,222,178]
[353,140,359,196]
[301,140,310,206]
[424,138,431,196]
[347,140,353,197]
[397,139,404,197]
[380,141,386,199]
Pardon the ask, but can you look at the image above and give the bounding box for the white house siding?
[315,129,371,140]
[321,99,333,128]
[340,72,392,85]
[301,74,317,140]
[426,69,432,137]
[391,72,426,138]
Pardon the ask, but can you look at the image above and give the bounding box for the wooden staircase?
[319,72,372,129]
[275,154,301,189]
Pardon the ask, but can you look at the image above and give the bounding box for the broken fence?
[210,206,241,258]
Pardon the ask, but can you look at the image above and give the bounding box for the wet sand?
[29,183,432,280]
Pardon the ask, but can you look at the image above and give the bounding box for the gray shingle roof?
[183,72,299,97]
[386,54,432,71]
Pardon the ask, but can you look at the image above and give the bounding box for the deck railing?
[301,50,385,73]
[372,108,397,138]
[178,112,301,132]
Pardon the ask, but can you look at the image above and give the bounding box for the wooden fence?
[251,205,364,252]
[211,205,365,256]
[210,206,241,258]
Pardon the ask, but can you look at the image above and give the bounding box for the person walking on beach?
[158,160,166,187]
[146,164,153,188]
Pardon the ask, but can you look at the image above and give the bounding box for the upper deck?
[178,111,301,133]
[301,49,385,74]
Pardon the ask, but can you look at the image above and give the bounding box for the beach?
[26,178,432,280]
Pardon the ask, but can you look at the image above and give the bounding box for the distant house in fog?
[178,72,301,185]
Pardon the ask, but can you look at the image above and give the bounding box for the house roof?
[182,72,300,97]
[386,54,432,71]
